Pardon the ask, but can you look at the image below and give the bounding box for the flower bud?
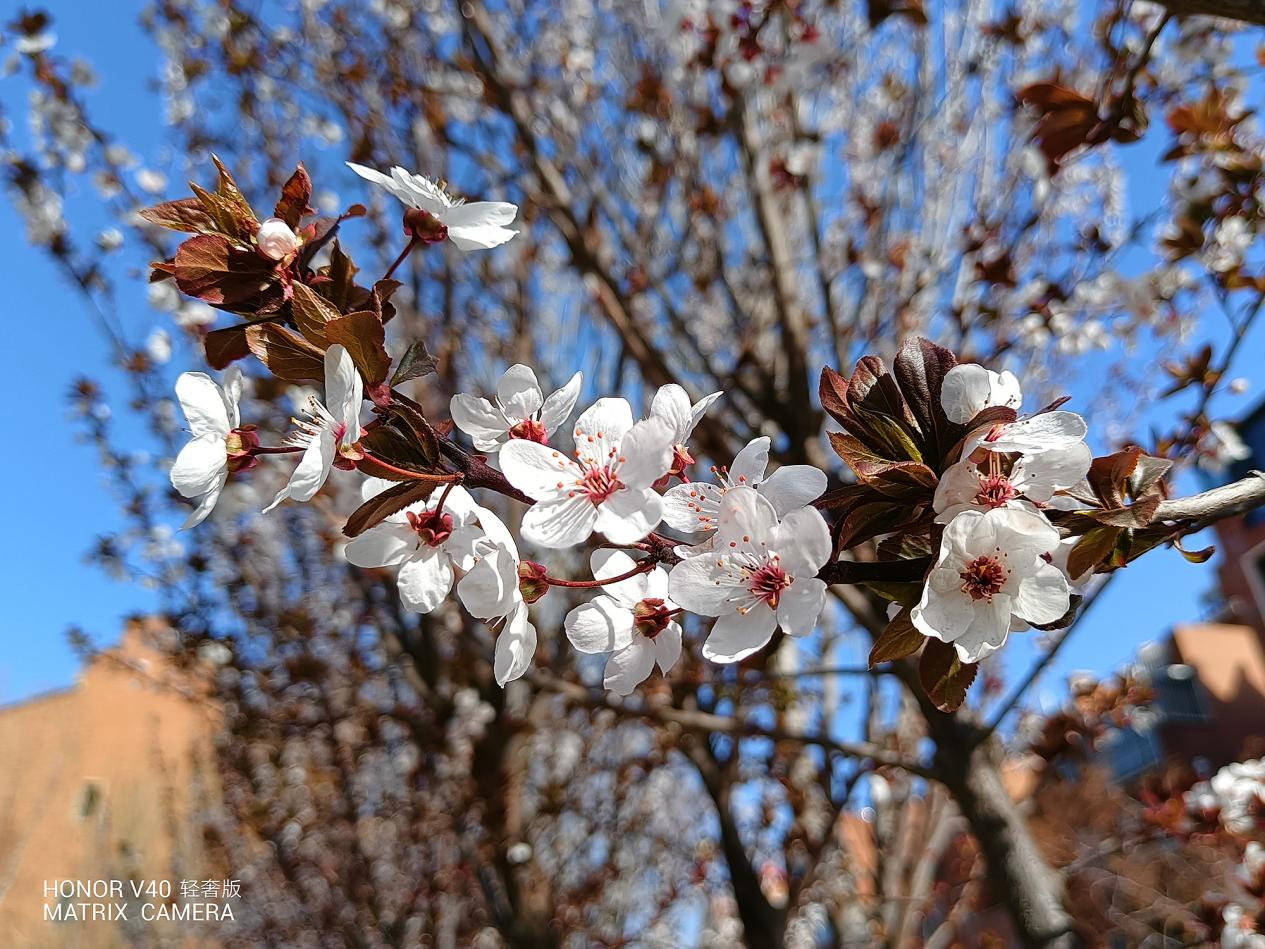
[403,207,449,245]
[256,217,303,260]
[518,560,550,604]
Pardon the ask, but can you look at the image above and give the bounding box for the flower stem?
[543,560,654,589]
[361,451,461,483]
[383,236,420,281]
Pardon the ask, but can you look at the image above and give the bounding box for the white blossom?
[649,383,722,471]
[669,488,830,663]
[264,345,363,512]
[911,508,1070,663]
[565,550,682,695]
[344,480,485,613]
[662,436,827,554]
[346,162,519,251]
[170,367,244,529]
[499,398,675,547]
[942,363,1088,457]
[450,364,582,453]
[457,511,537,685]
[933,443,1091,523]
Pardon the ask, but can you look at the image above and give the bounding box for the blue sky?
[0,0,1259,718]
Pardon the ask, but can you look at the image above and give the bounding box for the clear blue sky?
[0,0,1258,714]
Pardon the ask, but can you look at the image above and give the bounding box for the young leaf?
[893,336,959,463]
[204,325,253,369]
[274,163,314,229]
[245,323,326,384]
[326,310,392,387]
[391,340,439,387]
[1066,525,1122,580]
[343,478,441,537]
[137,197,217,234]
[919,639,978,712]
[174,234,280,309]
[290,281,339,347]
[869,607,926,666]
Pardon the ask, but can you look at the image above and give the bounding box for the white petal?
[324,345,362,443]
[499,439,580,500]
[603,640,657,695]
[759,467,827,519]
[171,435,228,498]
[458,547,518,619]
[397,550,454,613]
[450,393,510,449]
[668,556,740,616]
[729,437,770,486]
[662,482,723,533]
[444,525,484,572]
[594,488,662,544]
[949,596,1014,662]
[521,494,599,548]
[447,224,519,252]
[773,507,832,577]
[496,364,543,423]
[590,549,648,604]
[1012,563,1071,625]
[181,473,226,529]
[565,596,634,653]
[346,161,418,207]
[442,200,519,230]
[617,416,675,487]
[539,371,583,435]
[573,398,634,467]
[175,372,231,437]
[1009,442,1092,502]
[911,568,977,643]
[494,603,536,685]
[650,384,694,442]
[220,365,244,429]
[653,623,683,674]
[976,412,1087,455]
[777,578,826,636]
[933,459,984,520]
[941,364,998,424]
[390,166,451,213]
[702,608,777,663]
[688,391,723,432]
[715,487,779,558]
[344,522,418,568]
[264,428,334,511]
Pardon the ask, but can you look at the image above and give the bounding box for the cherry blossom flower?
[170,366,246,528]
[942,363,1088,456]
[669,488,830,663]
[911,508,1070,663]
[449,364,582,453]
[457,512,538,685]
[344,479,486,613]
[662,437,827,554]
[564,550,682,695]
[255,217,302,260]
[932,443,1091,523]
[649,383,722,476]
[499,398,675,547]
[346,162,519,251]
[264,345,363,512]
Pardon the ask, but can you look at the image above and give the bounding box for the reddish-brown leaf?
[343,479,441,537]
[919,639,978,712]
[274,163,314,229]
[869,608,925,666]
[245,323,326,385]
[326,310,391,387]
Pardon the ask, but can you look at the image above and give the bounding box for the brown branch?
[1153,0,1265,24]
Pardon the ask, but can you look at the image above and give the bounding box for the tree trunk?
[925,712,1077,948]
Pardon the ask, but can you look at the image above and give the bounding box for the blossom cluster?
[155,158,1162,705]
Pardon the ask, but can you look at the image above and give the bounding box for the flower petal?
[715,487,779,557]
[324,345,362,443]
[175,372,231,438]
[615,416,675,488]
[594,487,662,544]
[447,224,519,252]
[499,439,580,500]
[171,434,228,498]
[650,384,694,442]
[949,595,1014,662]
[344,522,418,568]
[653,623,682,674]
[458,546,518,619]
[668,556,739,616]
[397,549,454,613]
[450,393,509,450]
[688,391,723,432]
[603,640,657,695]
[573,398,634,467]
[521,494,599,548]
[1012,562,1071,625]
[263,428,335,511]
[496,364,543,423]
[729,437,770,486]
[565,595,634,653]
[494,603,536,686]
[591,549,649,604]
[442,200,519,230]
[941,364,996,424]
[773,506,832,576]
[346,162,418,208]
[702,608,777,663]
[539,371,583,435]
[662,481,724,534]
[777,578,826,636]
[181,472,226,529]
[757,465,826,514]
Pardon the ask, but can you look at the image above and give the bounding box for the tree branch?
[1153,0,1265,25]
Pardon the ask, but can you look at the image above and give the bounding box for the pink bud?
[256,218,303,260]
